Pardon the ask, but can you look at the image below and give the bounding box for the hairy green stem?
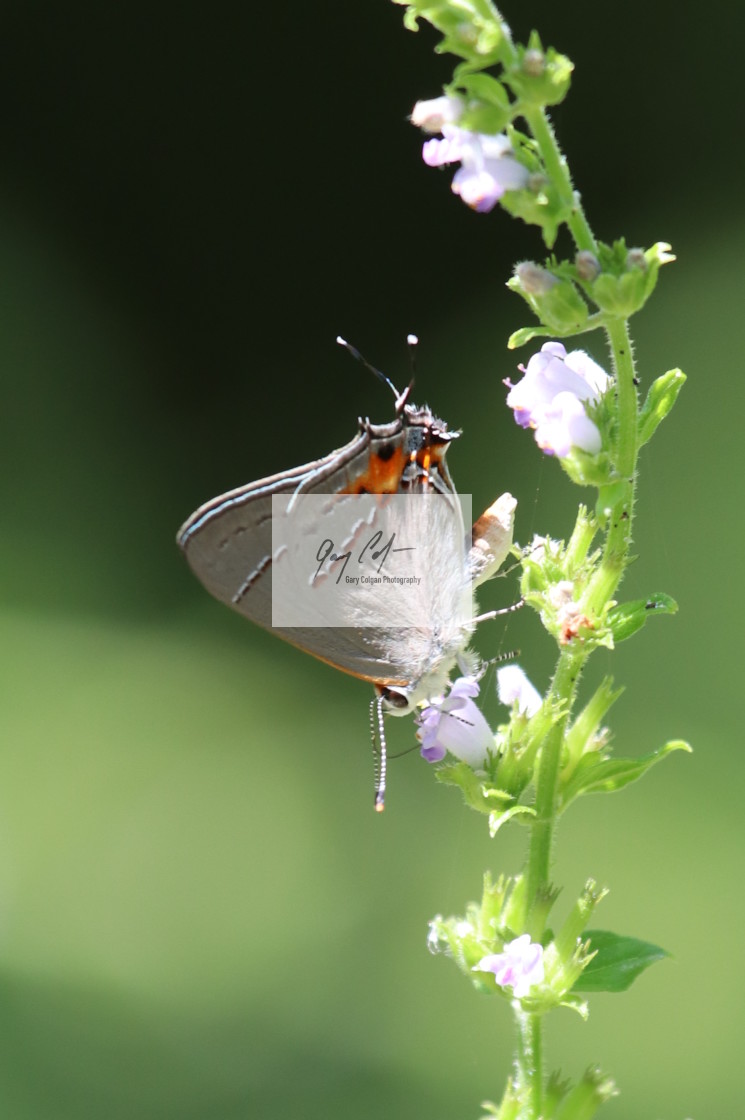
[485,10,641,1114]
[525,645,582,935]
[494,0,595,255]
[525,316,639,917]
[585,317,639,612]
[514,75,640,1118]
[514,1007,543,1119]
[521,106,597,255]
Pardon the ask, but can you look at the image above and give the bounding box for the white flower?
[474,935,545,998]
[417,676,494,766]
[411,95,463,133]
[422,124,528,213]
[505,341,611,457]
[497,665,542,717]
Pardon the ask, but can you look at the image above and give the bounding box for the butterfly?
[177,348,515,807]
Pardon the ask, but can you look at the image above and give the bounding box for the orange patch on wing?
[342,445,408,494]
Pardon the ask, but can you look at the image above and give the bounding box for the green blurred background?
[0,2,739,1116]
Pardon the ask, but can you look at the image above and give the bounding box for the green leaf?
[452,69,510,108]
[508,324,555,348]
[638,368,686,446]
[453,70,513,132]
[573,930,669,992]
[507,311,609,350]
[606,592,678,643]
[435,761,493,813]
[560,739,692,808]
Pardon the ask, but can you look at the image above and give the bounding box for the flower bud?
[514,260,556,296]
[508,270,589,334]
[575,249,601,282]
[527,172,548,193]
[589,240,674,317]
[505,33,573,107]
[522,48,545,77]
[626,247,646,270]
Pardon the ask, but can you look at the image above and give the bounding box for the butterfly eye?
[380,687,411,712]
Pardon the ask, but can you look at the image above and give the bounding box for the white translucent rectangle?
[271,492,473,629]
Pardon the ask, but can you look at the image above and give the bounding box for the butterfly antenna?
[369,695,387,812]
[336,336,402,403]
[406,333,419,379]
[472,598,525,626]
[481,648,520,676]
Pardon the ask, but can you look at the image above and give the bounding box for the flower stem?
[585,317,639,613]
[514,1007,543,1119]
[521,105,597,255]
[525,316,638,922]
[525,644,582,934]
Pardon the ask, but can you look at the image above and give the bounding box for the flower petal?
[497,665,542,717]
[422,135,463,167]
[474,934,545,998]
[452,166,504,212]
[418,676,494,766]
[506,342,610,457]
[411,95,463,133]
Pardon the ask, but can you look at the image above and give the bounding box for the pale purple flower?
[411,95,463,133]
[505,341,611,457]
[421,124,528,213]
[497,665,542,717]
[417,676,494,766]
[474,934,545,998]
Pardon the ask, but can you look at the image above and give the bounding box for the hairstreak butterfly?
[177,345,516,808]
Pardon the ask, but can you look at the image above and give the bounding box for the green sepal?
[606,593,678,643]
[451,69,513,133]
[498,129,572,245]
[554,1067,619,1118]
[503,32,574,107]
[487,1062,616,1118]
[573,930,669,992]
[594,480,628,526]
[393,0,508,66]
[507,272,589,334]
[434,762,537,834]
[499,181,564,248]
[558,994,590,1020]
[638,368,686,447]
[478,871,513,937]
[488,802,536,837]
[479,1080,520,1120]
[553,880,609,964]
[559,446,614,490]
[559,739,691,809]
[435,760,493,813]
[563,679,623,779]
[543,1073,572,1119]
[580,239,675,317]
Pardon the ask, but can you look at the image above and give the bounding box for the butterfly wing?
[177,416,462,687]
